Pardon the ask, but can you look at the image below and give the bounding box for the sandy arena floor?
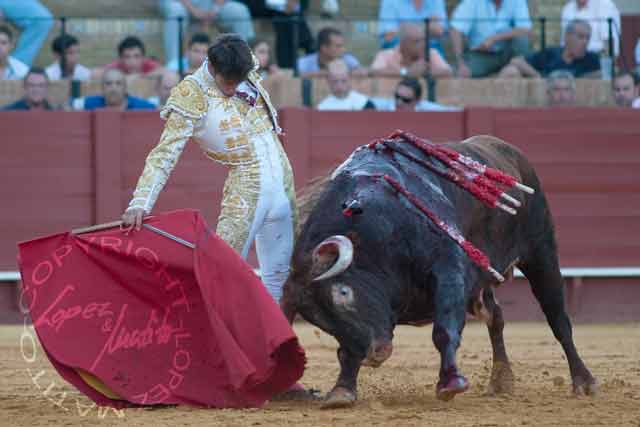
[0,321,638,426]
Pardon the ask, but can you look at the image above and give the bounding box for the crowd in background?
[0,0,638,112]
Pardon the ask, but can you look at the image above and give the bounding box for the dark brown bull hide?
[283,135,597,408]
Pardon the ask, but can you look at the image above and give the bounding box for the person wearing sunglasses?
[394,77,421,111]
[370,77,459,112]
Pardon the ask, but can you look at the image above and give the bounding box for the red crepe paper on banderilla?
[17,209,305,409]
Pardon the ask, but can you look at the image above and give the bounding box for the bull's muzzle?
[311,235,354,282]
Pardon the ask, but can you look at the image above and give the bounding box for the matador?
[122,35,296,302]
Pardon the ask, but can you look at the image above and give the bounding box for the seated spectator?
[73,69,156,111]
[370,77,460,112]
[612,71,639,108]
[160,0,255,67]
[45,34,91,81]
[371,23,453,79]
[148,70,180,108]
[0,0,53,66]
[105,36,161,76]
[266,0,314,69]
[297,27,364,77]
[547,70,577,107]
[1,67,52,110]
[250,38,284,79]
[499,19,599,78]
[561,0,620,55]
[167,32,210,75]
[0,25,28,80]
[316,59,375,111]
[450,0,532,78]
[377,0,447,52]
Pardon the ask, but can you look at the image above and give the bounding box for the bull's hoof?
[572,376,598,397]
[486,361,515,395]
[321,387,357,409]
[436,375,469,401]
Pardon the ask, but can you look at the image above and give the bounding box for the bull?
[282,133,597,408]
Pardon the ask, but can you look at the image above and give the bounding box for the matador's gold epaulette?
[160,78,208,120]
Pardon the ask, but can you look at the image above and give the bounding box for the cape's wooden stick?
[71,221,123,235]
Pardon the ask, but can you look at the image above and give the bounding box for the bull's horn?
[312,235,354,282]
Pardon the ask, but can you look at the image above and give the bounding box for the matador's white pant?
[216,132,295,303]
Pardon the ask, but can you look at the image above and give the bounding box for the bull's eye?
[331,284,354,308]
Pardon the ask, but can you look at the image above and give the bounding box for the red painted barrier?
[2,108,640,322]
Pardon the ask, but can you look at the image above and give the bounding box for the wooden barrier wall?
[2,108,639,271]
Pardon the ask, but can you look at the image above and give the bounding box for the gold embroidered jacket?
[126,60,287,215]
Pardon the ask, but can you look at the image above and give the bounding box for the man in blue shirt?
[450,0,532,77]
[297,27,362,77]
[377,0,448,52]
[0,0,53,66]
[73,68,156,111]
[498,19,599,78]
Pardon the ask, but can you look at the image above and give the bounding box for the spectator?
[450,0,532,78]
[498,19,599,78]
[561,0,620,56]
[0,25,28,80]
[612,71,639,108]
[148,70,180,108]
[1,67,52,110]
[105,36,161,76]
[0,0,53,66]
[160,0,255,67]
[316,59,375,111]
[370,77,460,112]
[266,0,314,69]
[73,68,156,111]
[250,38,284,78]
[371,22,453,78]
[297,27,363,77]
[45,34,92,81]
[167,32,210,75]
[377,0,447,51]
[547,70,577,107]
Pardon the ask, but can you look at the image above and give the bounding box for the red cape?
[17,209,305,408]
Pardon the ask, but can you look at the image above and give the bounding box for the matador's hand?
[121,208,146,232]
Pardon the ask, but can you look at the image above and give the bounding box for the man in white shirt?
[317,59,375,111]
[0,25,28,80]
[561,0,620,55]
[45,34,92,81]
